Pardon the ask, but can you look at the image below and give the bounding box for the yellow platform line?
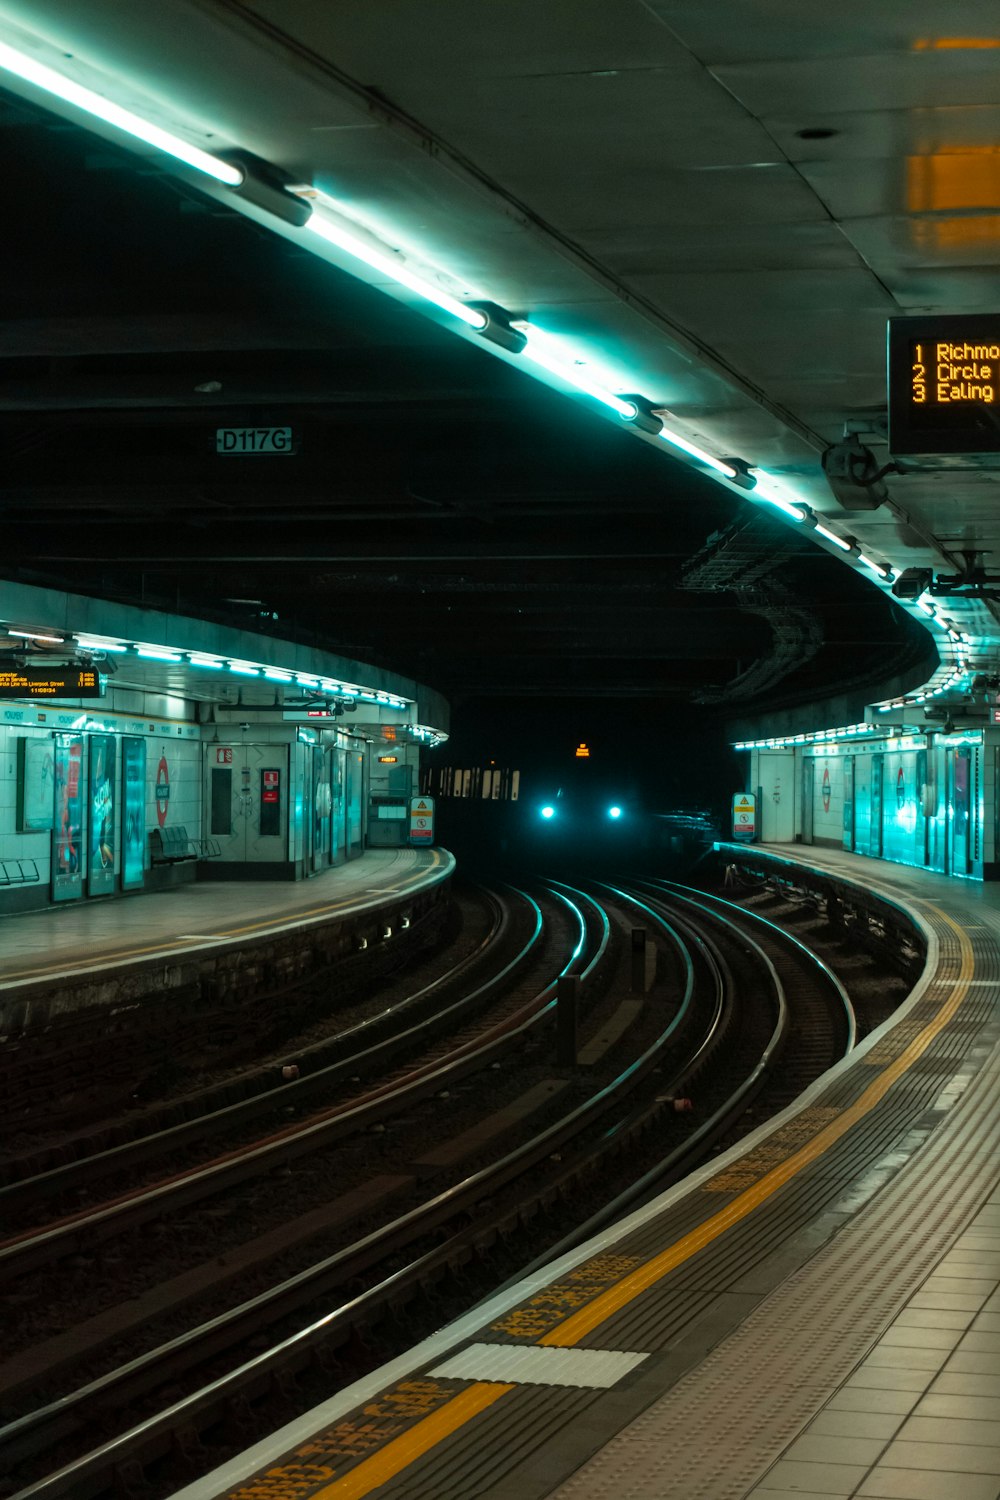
[310,1382,514,1498]
[541,900,972,1345]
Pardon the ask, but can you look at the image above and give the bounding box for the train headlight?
[608,805,623,819]
[540,804,556,819]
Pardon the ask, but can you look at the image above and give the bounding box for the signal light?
[540,805,556,820]
[608,805,622,819]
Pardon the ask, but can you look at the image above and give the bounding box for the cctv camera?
[892,567,934,601]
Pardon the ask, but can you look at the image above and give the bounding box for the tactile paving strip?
[548,951,1000,1497]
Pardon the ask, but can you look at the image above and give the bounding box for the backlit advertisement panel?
[52,733,84,901]
[122,736,146,891]
[88,734,116,896]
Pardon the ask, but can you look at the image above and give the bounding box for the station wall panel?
[810,753,844,846]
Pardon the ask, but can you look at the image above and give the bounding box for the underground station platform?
[0,847,453,1037]
[170,846,1000,1500]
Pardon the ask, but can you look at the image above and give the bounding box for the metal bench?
[0,858,40,886]
[149,826,221,864]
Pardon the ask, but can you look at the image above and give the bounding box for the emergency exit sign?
[215,426,295,455]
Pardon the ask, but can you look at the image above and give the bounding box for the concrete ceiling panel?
[713,50,1000,119]
[646,2,1000,65]
[245,0,698,81]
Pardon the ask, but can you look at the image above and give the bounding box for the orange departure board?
[889,315,1000,459]
[0,667,103,699]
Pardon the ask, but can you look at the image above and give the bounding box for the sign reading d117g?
[215,426,296,455]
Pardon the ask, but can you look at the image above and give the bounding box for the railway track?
[0,867,456,1143]
[1,883,505,1181]
[0,872,906,1500]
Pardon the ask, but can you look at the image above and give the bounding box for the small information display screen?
[888,315,1000,457]
[0,667,103,699]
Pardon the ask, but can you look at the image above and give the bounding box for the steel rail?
[654,879,857,1051]
[0,883,531,1207]
[520,876,796,1265]
[1,885,616,1487]
[0,887,586,1280]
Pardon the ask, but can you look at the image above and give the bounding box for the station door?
[205,744,288,864]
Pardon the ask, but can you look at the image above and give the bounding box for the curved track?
[0,872,887,1500]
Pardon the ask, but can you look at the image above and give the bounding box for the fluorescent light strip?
[264,669,292,682]
[0,40,242,184]
[814,523,852,552]
[305,211,486,329]
[858,552,891,579]
[187,655,224,669]
[734,721,877,749]
[76,637,128,652]
[8,628,64,643]
[658,425,737,478]
[511,322,637,419]
[137,647,181,661]
[751,473,807,521]
[228,661,261,677]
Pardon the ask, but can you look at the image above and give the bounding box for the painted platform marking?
[222,1380,512,1500]
[429,1342,647,1387]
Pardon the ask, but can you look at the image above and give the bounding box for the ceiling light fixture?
[0,38,242,184]
[510,321,639,418]
[658,424,738,478]
[858,552,892,579]
[751,473,808,521]
[75,636,128,652]
[813,522,853,551]
[8,628,64,643]
[300,203,488,330]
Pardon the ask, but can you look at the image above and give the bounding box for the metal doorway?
[205,744,289,868]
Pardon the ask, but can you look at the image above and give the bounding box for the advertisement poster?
[87,734,116,896]
[122,736,146,891]
[16,737,55,831]
[52,733,84,901]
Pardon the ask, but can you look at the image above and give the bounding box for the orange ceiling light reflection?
[908,149,1000,213]
[912,37,1000,49]
[908,146,1000,252]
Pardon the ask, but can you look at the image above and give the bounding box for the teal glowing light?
[0,40,243,184]
[608,805,622,819]
[540,805,556,819]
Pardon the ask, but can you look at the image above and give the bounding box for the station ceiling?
[3,1,997,742]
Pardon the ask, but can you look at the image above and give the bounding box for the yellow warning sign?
[731,791,756,841]
[410,795,435,844]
